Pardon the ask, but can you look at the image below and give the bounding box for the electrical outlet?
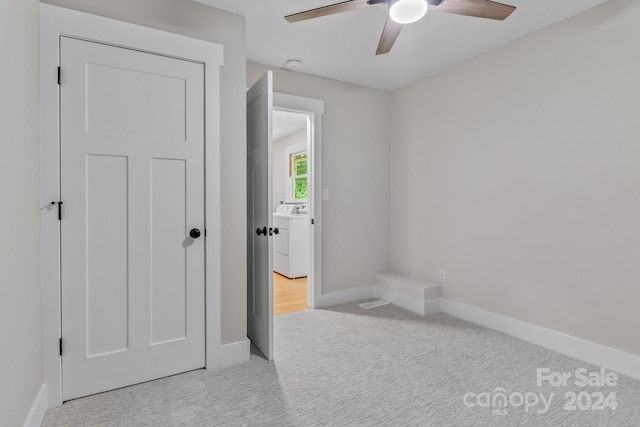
[439,270,447,284]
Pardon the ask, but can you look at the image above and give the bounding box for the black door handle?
[269,227,280,236]
[190,228,201,239]
[256,227,267,236]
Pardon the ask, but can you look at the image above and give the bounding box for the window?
[290,151,308,200]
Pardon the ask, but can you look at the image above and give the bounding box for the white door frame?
[273,93,324,309]
[40,4,223,408]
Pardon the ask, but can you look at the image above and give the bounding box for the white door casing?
[41,4,224,407]
[60,37,205,400]
[247,71,274,360]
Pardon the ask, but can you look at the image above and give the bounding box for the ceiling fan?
[285,0,516,55]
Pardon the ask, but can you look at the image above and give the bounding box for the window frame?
[284,140,308,203]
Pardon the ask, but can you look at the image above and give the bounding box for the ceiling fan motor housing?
[367,0,443,5]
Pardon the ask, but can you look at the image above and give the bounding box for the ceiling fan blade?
[376,16,403,55]
[433,0,515,21]
[285,0,375,23]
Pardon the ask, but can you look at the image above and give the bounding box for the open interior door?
[246,71,274,360]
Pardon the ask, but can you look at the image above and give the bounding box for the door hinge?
[57,201,63,221]
[59,338,63,356]
[204,228,207,237]
[311,218,315,225]
[57,67,61,85]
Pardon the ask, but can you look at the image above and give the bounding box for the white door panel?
[60,37,205,400]
[85,154,129,357]
[246,72,274,360]
[86,63,187,141]
[150,158,189,344]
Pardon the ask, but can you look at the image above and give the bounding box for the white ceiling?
[194,0,609,91]
[273,110,308,142]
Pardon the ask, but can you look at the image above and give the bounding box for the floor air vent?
[359,300,390,309]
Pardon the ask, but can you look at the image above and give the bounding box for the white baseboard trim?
[373,286,441,316]
[315,286,374,308]
[440,299,640,381]
[216,339,250,370]
[23,384,47,427]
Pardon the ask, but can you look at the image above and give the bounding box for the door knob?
[189,228,201,239]
[269,227,280,236]
[256,227,267,236]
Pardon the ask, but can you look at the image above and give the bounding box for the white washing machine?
[273,204,309,278]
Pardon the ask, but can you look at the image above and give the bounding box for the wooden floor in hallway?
[274,272,308,315]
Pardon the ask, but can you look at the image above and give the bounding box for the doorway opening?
[272,109,312,316]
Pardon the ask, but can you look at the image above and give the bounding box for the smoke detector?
[285,59,302,71]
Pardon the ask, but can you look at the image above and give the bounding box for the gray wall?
[390,0,640,356]
[248,62,391,293]
[273,130,307,208]
[42,0,248,344]
[0,0,42,425]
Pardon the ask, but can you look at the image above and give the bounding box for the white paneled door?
[246,72,274,360]
[60,37,205,401]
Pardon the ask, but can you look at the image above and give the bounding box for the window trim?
[284,140,308,202]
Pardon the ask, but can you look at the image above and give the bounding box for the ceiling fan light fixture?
[389,0,428,24]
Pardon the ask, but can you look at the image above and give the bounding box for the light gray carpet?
[43,301,640,426]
